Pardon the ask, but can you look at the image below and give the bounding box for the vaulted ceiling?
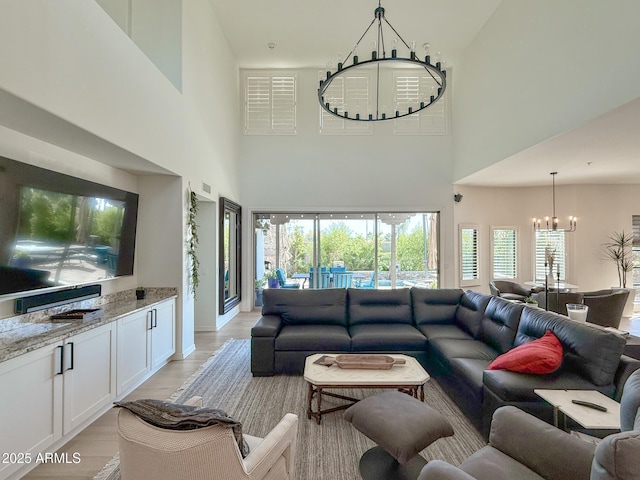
[208,0,640,187]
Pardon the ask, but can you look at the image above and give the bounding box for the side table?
[534,389,620,431]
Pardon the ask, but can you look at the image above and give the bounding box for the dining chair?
[357,272,375,289]
[332,272,353,288]
[275,268,300,289]
[309,268,330,289]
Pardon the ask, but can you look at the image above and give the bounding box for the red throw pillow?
[487,330,563,374]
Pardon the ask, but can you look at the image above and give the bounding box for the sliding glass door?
[254,211,439,307]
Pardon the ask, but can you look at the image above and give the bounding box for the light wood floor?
[21,311,259,480]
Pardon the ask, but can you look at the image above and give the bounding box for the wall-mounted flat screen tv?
[0,156,138,296]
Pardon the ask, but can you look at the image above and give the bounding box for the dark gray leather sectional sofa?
[251,287,640,434]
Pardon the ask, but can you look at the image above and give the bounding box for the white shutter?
[244,71,296,135]
[460,225,480,286]
[492,227,517,280]
[534,231,566,281]
[319,72,371,135]
[394,71,447,135]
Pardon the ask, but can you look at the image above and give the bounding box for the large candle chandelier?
[318,1,447,122]
[533,172,577,232]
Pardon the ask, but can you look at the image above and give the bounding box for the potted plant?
[604,230,635,316]
[136,286,146,300]
[255,278,266,306]
[264,270,279,289]
[523,296,538,308]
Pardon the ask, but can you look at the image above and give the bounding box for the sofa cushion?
[348,288,413,326]
[430,338,499,362]
[459,445,544,480]
[483,368,615,402]
[275,324,351,351]
[349,324,428,351]
[411,288,464,326]
[418,324,474,341]
[487,330,563,374]
[344,391,454,464]
[516,307,626,386]
[454,291,492,338]
[263,288,348,326]
[478,297,524,354]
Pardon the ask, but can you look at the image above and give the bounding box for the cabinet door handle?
[56,345,64,375]
[153,309,158,328]
[148,310,153,330]
[66,342,74,371]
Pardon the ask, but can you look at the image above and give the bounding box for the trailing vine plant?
[187,187,200,297]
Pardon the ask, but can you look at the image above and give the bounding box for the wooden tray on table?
[322,354,406,370]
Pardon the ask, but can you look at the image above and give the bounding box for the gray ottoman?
[344,391,454,480]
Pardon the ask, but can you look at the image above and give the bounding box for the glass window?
[460,224,480,286]
[394,71,447,135]
[243,71,297,135]
[492,227,517,280]
[534,230,566,281]
[318,72,372,135]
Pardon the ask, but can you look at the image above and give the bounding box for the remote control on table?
[571,399,608,412]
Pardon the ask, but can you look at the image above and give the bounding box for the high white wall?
[453,184,639,294]
[238,68,457,305]
[452,0,640,181]
[0,1,240,349]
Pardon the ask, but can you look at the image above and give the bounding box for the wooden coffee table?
[304,353,430,424]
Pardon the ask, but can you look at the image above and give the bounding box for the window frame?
[534,230,566,282]
[393,70,448,136]
[491,226,518,281]
[243,70,297,135]
[318,70,372,135]
[459,224,480,287]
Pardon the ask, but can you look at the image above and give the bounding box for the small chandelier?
[533,172,577,232]
[318,1,447,122]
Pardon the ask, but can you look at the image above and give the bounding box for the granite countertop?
[0,289,177,364]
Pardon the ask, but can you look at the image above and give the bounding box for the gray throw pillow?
[344,391,454,464]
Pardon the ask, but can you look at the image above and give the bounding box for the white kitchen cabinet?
[116,309,149,396]
[62,322,116,434]
[116,298,175,396]
[149,298,175,370]
[0,322,115,479]
[0,344,62,480]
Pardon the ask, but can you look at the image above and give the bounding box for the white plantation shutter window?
[394,71,447,135]
[492,227,517,280]
[534,230,566,281]
[460,225,480,286]
[244,71,296,135]
[319,72,371,135]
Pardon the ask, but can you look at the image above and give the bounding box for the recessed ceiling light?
[268,42,276,50]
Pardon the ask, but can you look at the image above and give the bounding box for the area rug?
[95,339,484,480]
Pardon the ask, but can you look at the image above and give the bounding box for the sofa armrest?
[418,460,477,480]
[614,355,640,400]
[489,406,595,480]
[242,413,298,478]
[251,315,283,337]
